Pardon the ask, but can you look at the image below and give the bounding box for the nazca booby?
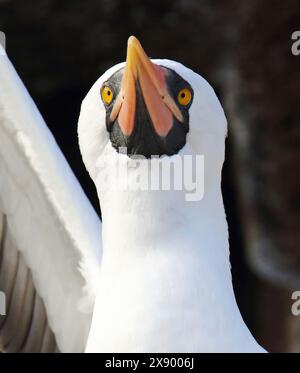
[0,36,266,352]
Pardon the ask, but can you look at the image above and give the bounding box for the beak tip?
[128,35,140,48]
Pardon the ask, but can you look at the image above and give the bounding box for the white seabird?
[0,36,266,353]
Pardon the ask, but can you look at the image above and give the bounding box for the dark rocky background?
[1,0,299,352]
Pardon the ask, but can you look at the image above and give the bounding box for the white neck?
[99,180,228,262]
[87,153,263,352]
[95,151,234,304]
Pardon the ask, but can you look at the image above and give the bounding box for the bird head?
[78,36,227,197]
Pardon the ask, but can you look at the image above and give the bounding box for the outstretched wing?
[0,45,101,352]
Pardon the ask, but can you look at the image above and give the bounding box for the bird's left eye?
[177,88,192,106]
[101,85,114,105]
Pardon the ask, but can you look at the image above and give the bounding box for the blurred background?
[1,0,300,352]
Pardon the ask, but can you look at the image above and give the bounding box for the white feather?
[0,48,101,352]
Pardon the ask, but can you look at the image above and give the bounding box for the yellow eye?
[177,88,192,106]
[101,85,114,105]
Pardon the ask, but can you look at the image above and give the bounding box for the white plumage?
[0,40,266,352]
[0,43,101,352]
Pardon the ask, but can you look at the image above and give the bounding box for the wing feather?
[0,45,101,352]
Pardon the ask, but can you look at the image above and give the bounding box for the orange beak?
[110,36,183,137]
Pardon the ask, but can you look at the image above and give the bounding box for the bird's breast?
[85,242,245,353]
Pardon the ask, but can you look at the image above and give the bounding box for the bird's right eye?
[101,85,114,105]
